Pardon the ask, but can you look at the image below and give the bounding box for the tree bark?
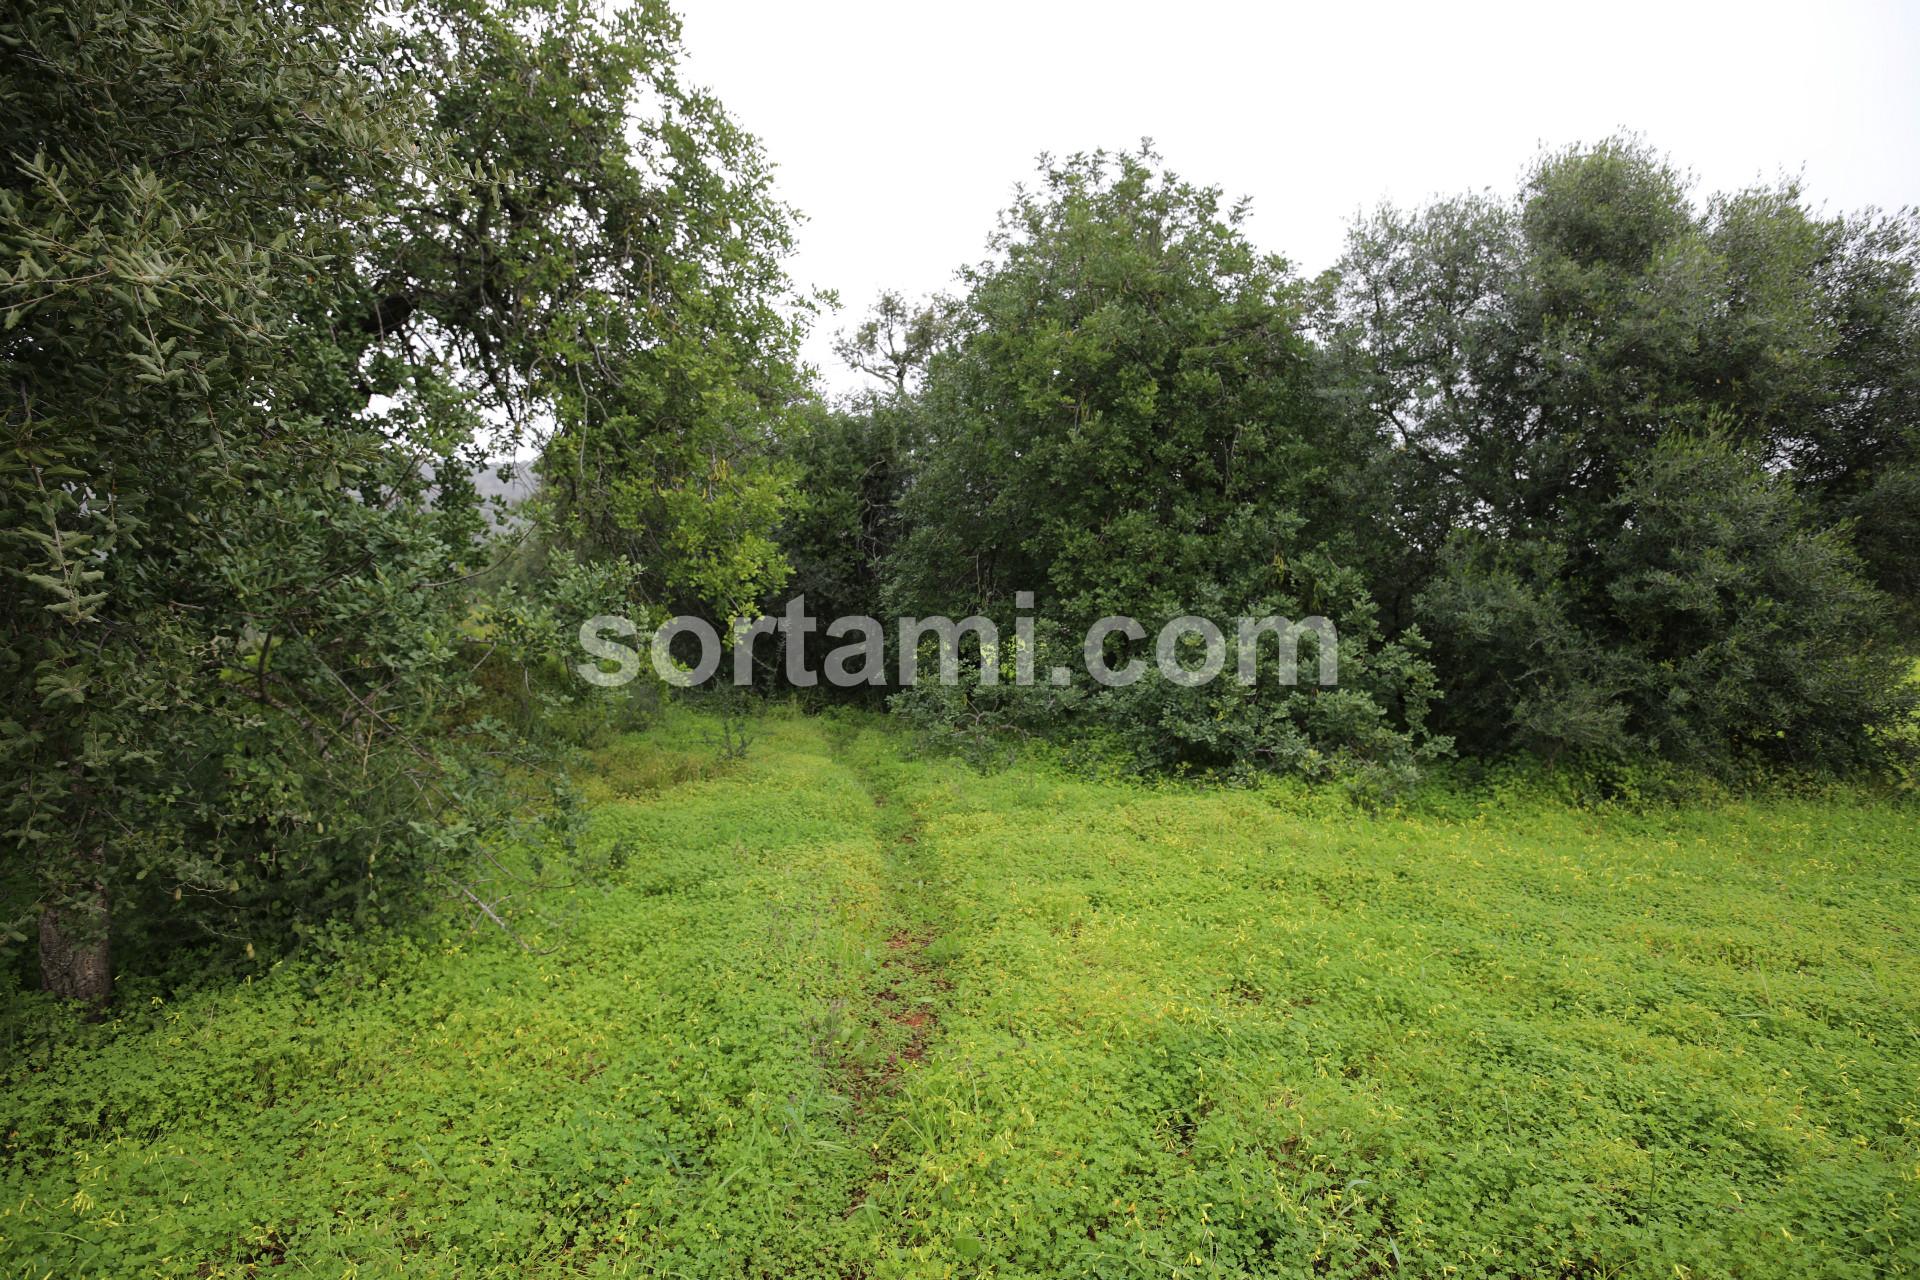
[39,848,111,1008]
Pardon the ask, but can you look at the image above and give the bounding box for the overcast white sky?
[675,1,1920,393]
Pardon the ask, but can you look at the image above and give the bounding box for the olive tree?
[1,0,812,1004]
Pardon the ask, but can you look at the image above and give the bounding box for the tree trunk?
[40,849,111,1008]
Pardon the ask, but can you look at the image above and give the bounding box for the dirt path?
[825,726,953,1243]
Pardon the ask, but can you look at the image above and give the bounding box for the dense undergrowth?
[2,708,1916,1277]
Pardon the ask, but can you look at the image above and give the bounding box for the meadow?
[3,709,1916,1278]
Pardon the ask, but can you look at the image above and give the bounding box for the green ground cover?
[4,710,1916,1278]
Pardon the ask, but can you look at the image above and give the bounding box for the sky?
[674,1,1920,394]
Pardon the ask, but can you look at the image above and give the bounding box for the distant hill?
[472,459,537,527]
[421,457,537,530]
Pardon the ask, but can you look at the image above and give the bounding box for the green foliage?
[381,0,815,615]
[831,290,956,397]
[775,398,916,676]
[1322,136,1919,765]
[1604,435,1910,763]
[1419,434,1911,766]
[472,549,660,746]
[776,136,1914,782]
[0,0,815,999]
[0,713,894,1277]
[4,712,1915,1276]
[772,291,957,692]
[848,720,1919,1279]
[0,0,511,984]
[878,148,1442,778]
[6,14,1919,1270]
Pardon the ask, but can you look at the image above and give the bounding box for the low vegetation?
[5,710,1913,1277]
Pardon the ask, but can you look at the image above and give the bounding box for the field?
[3,710,1917,1279]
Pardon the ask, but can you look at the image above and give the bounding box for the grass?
[2,708,1916,1278]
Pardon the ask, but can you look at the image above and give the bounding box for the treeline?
[2,0,1913,1005]
[784,146,1919,784]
